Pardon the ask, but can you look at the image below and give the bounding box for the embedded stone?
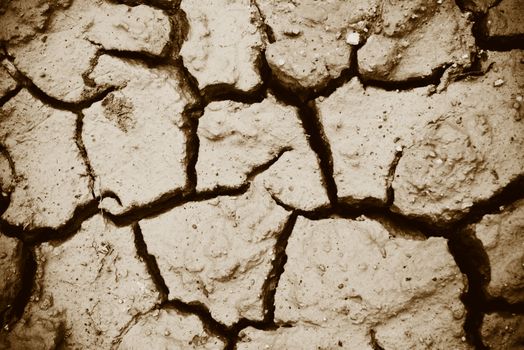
[139,181,291,326]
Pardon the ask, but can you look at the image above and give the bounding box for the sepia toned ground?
[0,0,523,349]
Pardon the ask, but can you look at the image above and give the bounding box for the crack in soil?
[385,149,403,207]
[75,111,97,200]
[2,3,523,347]
[0,245,36,332]
[132,223,169,301]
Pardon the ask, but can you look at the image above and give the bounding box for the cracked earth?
[0,0,523,349]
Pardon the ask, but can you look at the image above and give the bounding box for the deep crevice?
[472,12,524,51]
[182,109,201,193]
[25,76,115,112]
[0,199,99,245]
[1,56,117,112]
[0,245,36,331]
[369,329,386,350]
[452,174,524,231]
[202,84,267,105]
[102,150,289,227]
[259,212,297,324]
[163,299,231,346]
[361,64,449,92]
[109,0,181,12]
[448,227,490,349]
[296,102,338,207]
[132,223,169,301]
[250,0,275,44]
[0,85,21,108]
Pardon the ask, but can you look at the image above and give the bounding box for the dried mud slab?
[0,0,71,44]
[392,51,524,224]
[180,0,265,94]
[257,0,378,93]
[468,199,524,303]
[118,308,225,349]
[0,89,92,232]
[5,0,171,103]
[84,3,171,56]
[481,313,524,349]
[238,324,370,350]
[358,0,475,82]
[196,96,329,211]
[0,233,24,323]
[83,55,197,216]
[1,215,160,349]
[139,181,291,326]
[318,51,524,223]
[241,216,468,349]
[317,77,435,205]
[484,0,524,39]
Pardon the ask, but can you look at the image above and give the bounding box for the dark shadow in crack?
[182,109,202,194]
[108,0,182,12]
[0,199,99,245]
[361,64,449,92]
[259,213,297,325]
[103,148,290,227]
[369,329,386,350]
[2,59,117,113]
[448,226,491,350]
[485,297,524,314]
[201,83,267,105]
[133,223,169,301]
[0,85,21,108]
[0,246,36,332]
[296,102,338,208]
[452,174,524,231]
[163,299,230,347]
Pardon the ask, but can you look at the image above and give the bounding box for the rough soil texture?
[0,0,523,349]
[481,313,524,349]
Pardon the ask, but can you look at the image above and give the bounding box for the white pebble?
[345,32,360,45]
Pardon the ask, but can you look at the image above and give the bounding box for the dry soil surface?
[0,0,523,349]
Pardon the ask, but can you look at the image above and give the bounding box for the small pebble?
[345,32,360,45]
[493,79,505,87]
